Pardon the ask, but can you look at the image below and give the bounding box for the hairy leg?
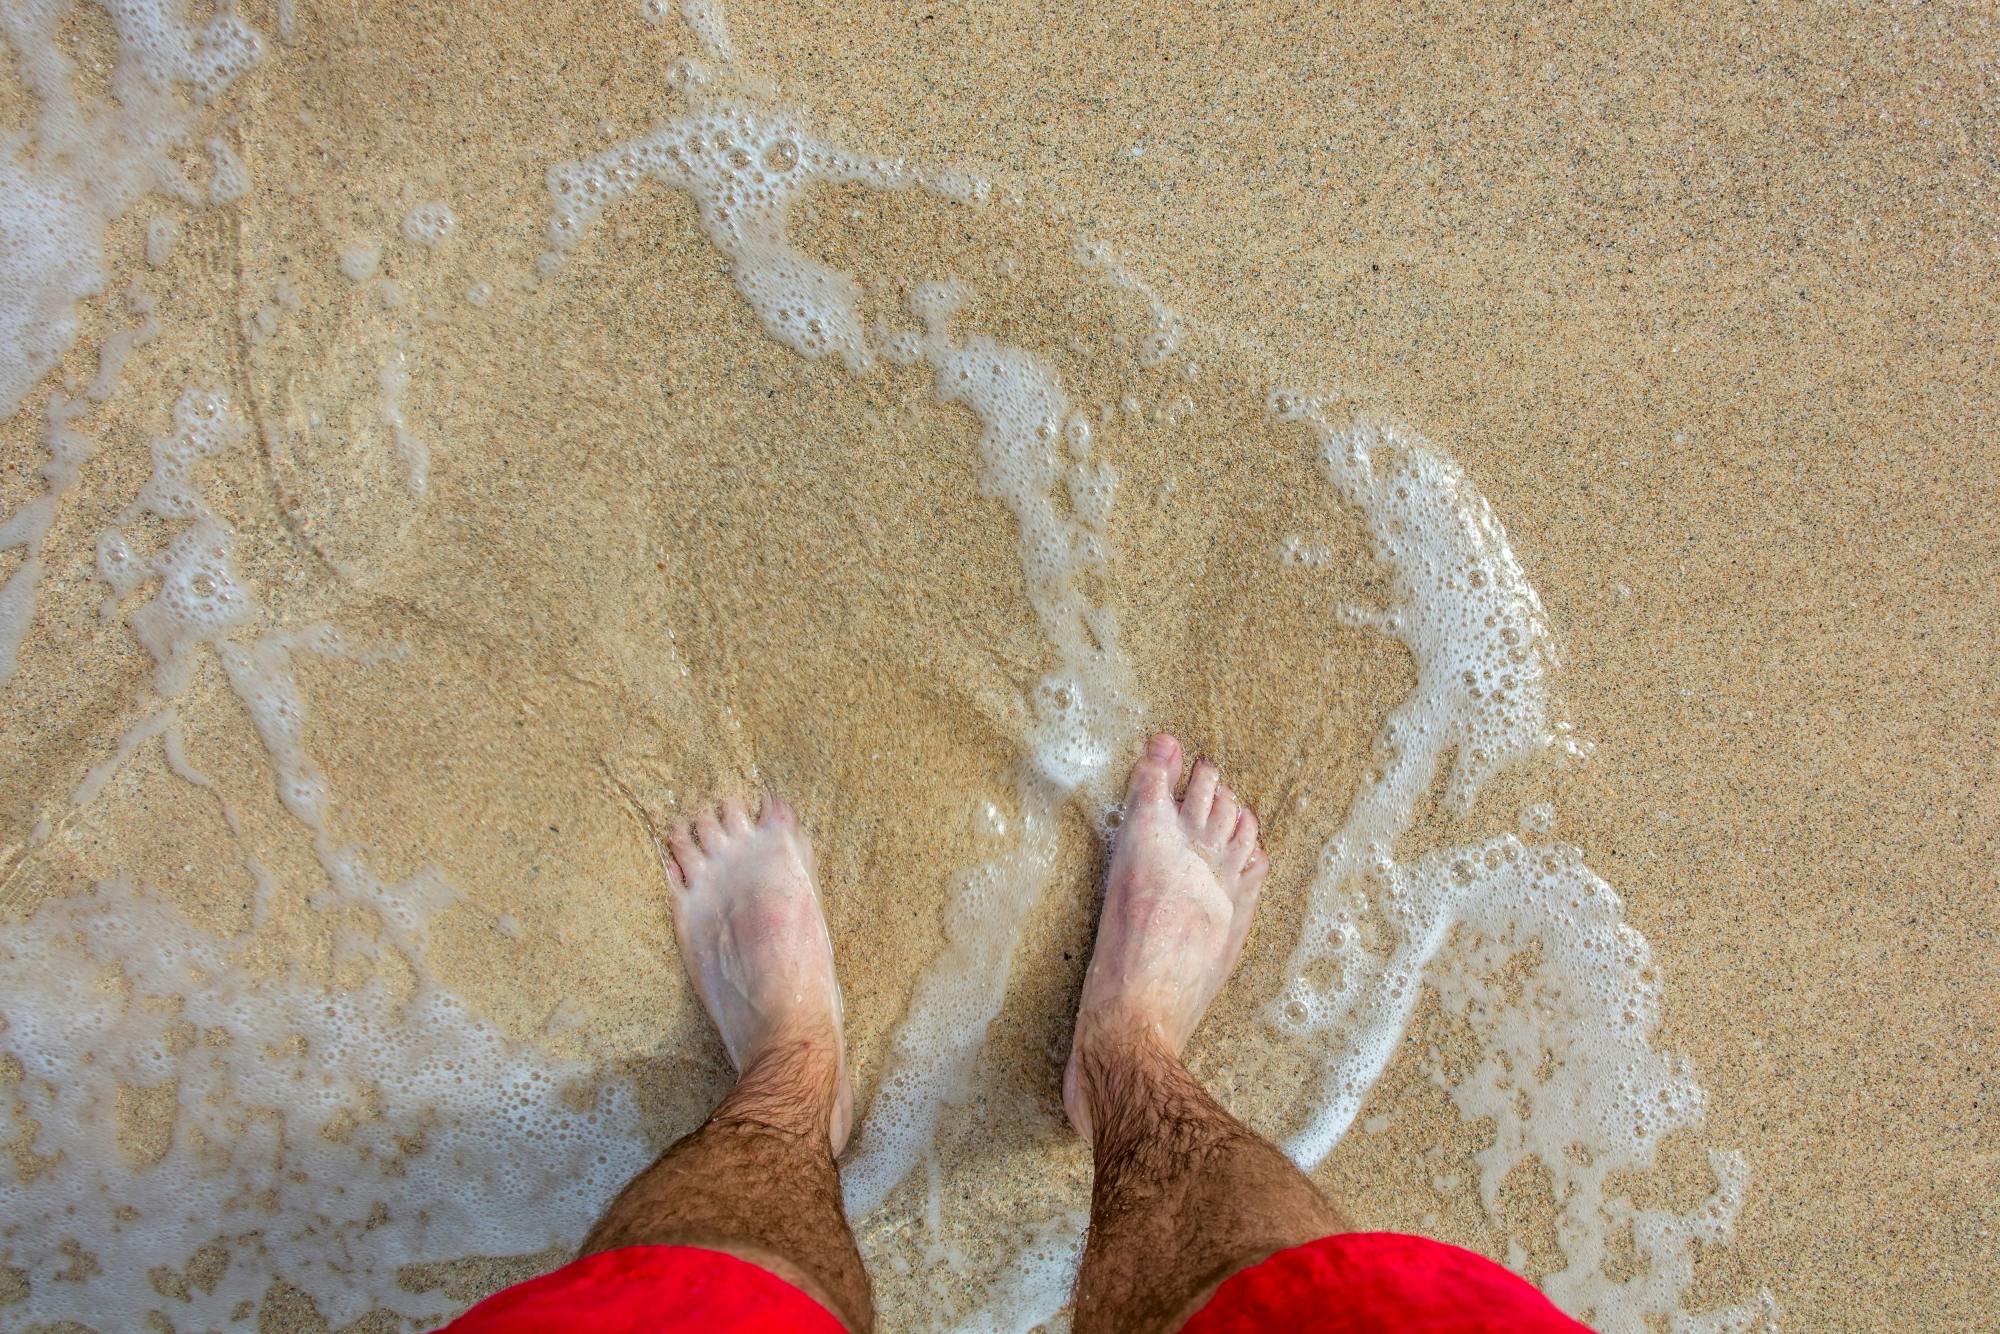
[1071,1025,1345,1332]
[580,793,871,1331]
[1068,735,1348,1333]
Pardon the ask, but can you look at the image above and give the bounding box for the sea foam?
[5,387,651,1329]
[0,0,262,679]
[547,89,1142,1225]
[0,1,1771,1329]
[543,48,1765,1328]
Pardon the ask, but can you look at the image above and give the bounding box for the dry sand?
[2,1,1994,1329]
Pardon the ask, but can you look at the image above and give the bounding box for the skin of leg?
[578,794,872,1332]
[1070,1023,1348,1333]
[1068,735,1350,1334]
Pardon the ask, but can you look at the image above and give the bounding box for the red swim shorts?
[443,1232,1588,1332]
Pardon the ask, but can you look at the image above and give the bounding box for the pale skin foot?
[580,755,1325,1334]
[581,791,869,1328]
[1064,736,1341,1333]
[1064,733,1270,1139]
[665,792,854,1154]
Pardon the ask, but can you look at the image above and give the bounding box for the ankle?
[1066,1012,1181,1139]
[716,1032,841,1145]
[1074,1003,1177,1068]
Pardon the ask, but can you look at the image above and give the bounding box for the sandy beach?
[2,1,1993,1329]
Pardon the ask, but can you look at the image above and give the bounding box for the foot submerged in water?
[665,792,855,1153]
[1064,733,1270,1139]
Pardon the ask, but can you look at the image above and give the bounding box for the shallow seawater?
[0,2,1813,1330]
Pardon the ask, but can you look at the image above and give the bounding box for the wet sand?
[2,1,1994,1329]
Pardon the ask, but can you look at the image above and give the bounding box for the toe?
[1126,732,1184,804]
[720,796,752,835]
[1224,808,1256,880]
[693,806,725,853]
[1232,804,1259,844]
[1220,849,1269,971]
[1206,781,1240,844]
[666,819,700,887]
[760,790,795,826]
[1241,846,1271,894]
[1182,758,1219,825]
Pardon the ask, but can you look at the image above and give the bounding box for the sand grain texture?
[1,1,1993,1330]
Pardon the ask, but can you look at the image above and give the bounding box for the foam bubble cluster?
[1263,400,1578,1082]
[1420,840,1759,1324]
[0,1,262,677]
[0,876,648,1329]
[550,102,890,370]
[381,343,431,494]
[402,200,458,247]
[947,1210,1090,1334]
[1,377,138,683]
[96,388,256,695]
[1261,400,1763,1330]
[8,376,647,1325]
[551,88,1138,1224]
[0,156,103,413]
[900,281,1136,791]
[0,0,265,417]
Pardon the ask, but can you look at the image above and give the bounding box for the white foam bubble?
[551,86,1141,1227]
[0,0,264,418]
[678,0,735,62]
[144,214,180,266]
[403,200,458,247]
[7,371,646,1323]
[1278,533,1331,567]
[0,876,649,1329]
[944,1210,1090,1334]
[94,388,255,695]
[381,343,430,495]
[206,135,248,203]
[0,156,105,415]
[1261,402,1764,1330]
[340,244,381,280]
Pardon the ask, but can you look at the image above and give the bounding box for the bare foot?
[665,792,854,1154]
[1063,734,1270,1138]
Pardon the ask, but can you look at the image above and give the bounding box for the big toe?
[1126,733,1185,803]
